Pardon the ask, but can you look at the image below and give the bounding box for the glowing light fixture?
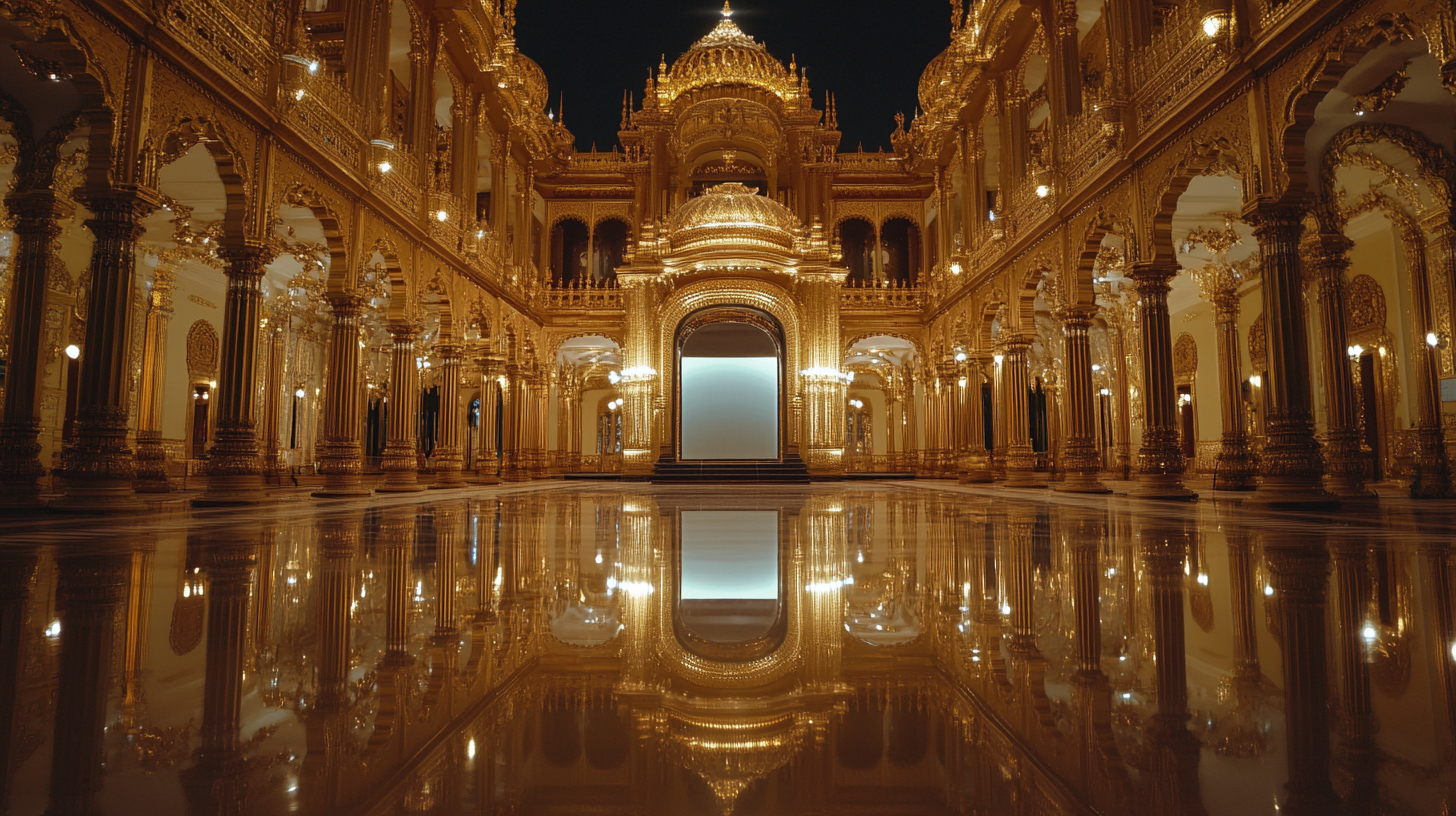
[1035,184,1050,198]
[294,388,306,398]
[950,262,962,276]
[1249,374,1262,388]
[294,89,306,101]
[378,161,392,173]
[1202,15,1224,37]
[955,351,967,362]
[436,210,449,222]
[64,344,80,360]
[993,354,1004,365]
[1347,344,1363,358]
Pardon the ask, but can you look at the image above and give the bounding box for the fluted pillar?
[300,512,358,813]
[1129,262,1195,499]
[47,550,130,816]
[1005,508,1039,656]
[1307,234,1370,499]
[260,315,288,477]
[135,269,175,492]
[990,349,1008,480]
[0,188,63,507]
[1244,201,1331,507]
[1407,218,1452,498]
[500,367,528,482]
[1058,307,1109,492]
[1002,335,1042,488]
[196,244,272,505]
[314,294,371,497]
[1264,537,1339,814]
[382,508,416,658]
[433,344,467,488]
[1195,267,1257,491]
[1105,306,1135,479]
[379,323,425,492]
[475,357,502,484]
[56,188,159,510]
[1069,511,1103,676]
[960,356,994,483]
[434,503,462,638]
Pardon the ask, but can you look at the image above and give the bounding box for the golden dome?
[669,183,800,254]
[663,3,794,102]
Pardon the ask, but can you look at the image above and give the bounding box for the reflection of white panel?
[681,356,778,460]
[681,511,778,600]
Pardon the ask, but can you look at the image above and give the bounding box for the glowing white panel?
[680,511,778,600]
[681,357,778,460]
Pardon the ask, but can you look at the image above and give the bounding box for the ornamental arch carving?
[1347,274,1388,336]
[186,320,219,381]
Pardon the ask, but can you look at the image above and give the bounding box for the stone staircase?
[651,451,811,484]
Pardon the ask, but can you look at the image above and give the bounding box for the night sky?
[513,1,951,154]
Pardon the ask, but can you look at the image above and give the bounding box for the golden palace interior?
[2,0,1456,813]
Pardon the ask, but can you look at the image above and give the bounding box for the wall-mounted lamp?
[1249,375,1262,388]
[294,388,306,399]
[1347,344,1364,358]
[64,344,80,360]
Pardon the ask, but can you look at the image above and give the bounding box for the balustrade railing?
[840,280,921,310]
[543,279,624,310]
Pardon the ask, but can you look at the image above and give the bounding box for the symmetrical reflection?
[1,486,1454,815]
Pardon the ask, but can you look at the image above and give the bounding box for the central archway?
[675,306,785,461]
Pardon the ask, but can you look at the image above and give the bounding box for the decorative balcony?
[543,279,624,312]
[840,280,921,311]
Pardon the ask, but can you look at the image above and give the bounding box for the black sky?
[513,1,950,154]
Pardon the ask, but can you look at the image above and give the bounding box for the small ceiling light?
[1092,363,1102,371]
[476,229,485,239]
[1035,184,1050,198]
[954,352,967,362]
[436,210,449,222]
[378,161,392,173]
[1427,331,1442,348]
[1347,344,1363,358]
[949,262,962,276]
[1202,15,1224,37]
[1100,388,1111,396]
[64,344,80,360]
[294,89,306,101]
[295,388,306,398]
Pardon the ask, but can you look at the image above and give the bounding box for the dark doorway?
[840,219,875,284]
[1359,353,1382,481]
[191,385,211,459]
[1178,385,1196,459]
[551,219,590,285]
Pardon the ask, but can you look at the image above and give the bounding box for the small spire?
[558,92,565,125]
[722,1,732,18]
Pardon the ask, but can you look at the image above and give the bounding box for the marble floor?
[1,482,1454,816]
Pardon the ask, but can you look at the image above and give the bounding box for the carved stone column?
[959,356,994,483]
[1306,234,1370,499]
[1138,519,1205,812]
[475,355,501,484]
[432,344,467,488]
[260,313,288,477]
[500,366,528,482]
[990,348,1008,480]
[1407,218,1452,498]
[1243,201,1332,507]
[135,268,175,492]
[314,294,371,497]
[1002,335,1042,488]
[196,244,272,506]
[1104,304,1135,479]
[1129,262,1195,499]
[0,188,63,507]
[56,188,159,510]
[1194,265,1257,491]
[378,323,425,492]
[1263,537,1339,814]
[47,550,129,816]
[1058,307,1109,493]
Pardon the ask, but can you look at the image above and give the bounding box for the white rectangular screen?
[680,511,779,600]
[681,356,778,460]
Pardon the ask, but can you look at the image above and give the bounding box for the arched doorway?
[675,307,784,461]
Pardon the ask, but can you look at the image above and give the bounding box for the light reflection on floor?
[1,482,1454,816]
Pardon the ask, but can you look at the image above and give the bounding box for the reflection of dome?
[664,3,793,101]
[669,183,799,253]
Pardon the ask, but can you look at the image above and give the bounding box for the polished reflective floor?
[2,483,1455,815]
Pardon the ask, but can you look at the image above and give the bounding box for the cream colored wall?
[1350,223,1414,429]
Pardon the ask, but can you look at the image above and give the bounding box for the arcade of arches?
[5,0,1456,813]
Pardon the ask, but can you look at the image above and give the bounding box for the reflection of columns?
[197,245,272,505]
[380,323,425,492]
[1068,511,1103,676]
[959,357,994,483]
[1138,519,1206,814]
[57,190,158,509]
[434,504,462,639]
[1263,537,1339,815]
[1244,202,1330,507]
[1330,537,1377,813]
[120,540,157,731]
[48,550,130,816]
[1195,267,1257,491]
[1002,335,1041,488]
[1129,262,1194,499]
[1058,307,1109,493]
[182,533,260,816]
[1005,509,1039,656]
[0,188,63,506]
[1307,234,1369,499]
[1407,219,1452,498]
[0,549,38,812]
[433,344,467,488]
[301,512,358,812]
[1422,535,1456,749]
[382,508,416,657]
[135,269,176,492]
[315,294,371,497]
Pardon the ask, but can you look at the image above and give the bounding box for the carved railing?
[285,71,367,171]
[162,0,273,97]
[840,281,922,311]
[1132,5,1231,131]
[542,280,623,311]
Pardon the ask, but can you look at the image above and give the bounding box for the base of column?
[1056,473,1112,494]
[1002,474,1047,489]
[192,474,269,507]
[51,479,149,513]
[312,476,372,499]
[1244,477,1340,510]
[376,482,427,493]
[430,478,469,490]
[1131,473,1198,501]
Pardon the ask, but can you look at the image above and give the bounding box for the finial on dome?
[722,1,732,18]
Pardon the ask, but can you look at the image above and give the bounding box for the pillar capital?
[1128,260,1179,292]
[1054,304,1097,328]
